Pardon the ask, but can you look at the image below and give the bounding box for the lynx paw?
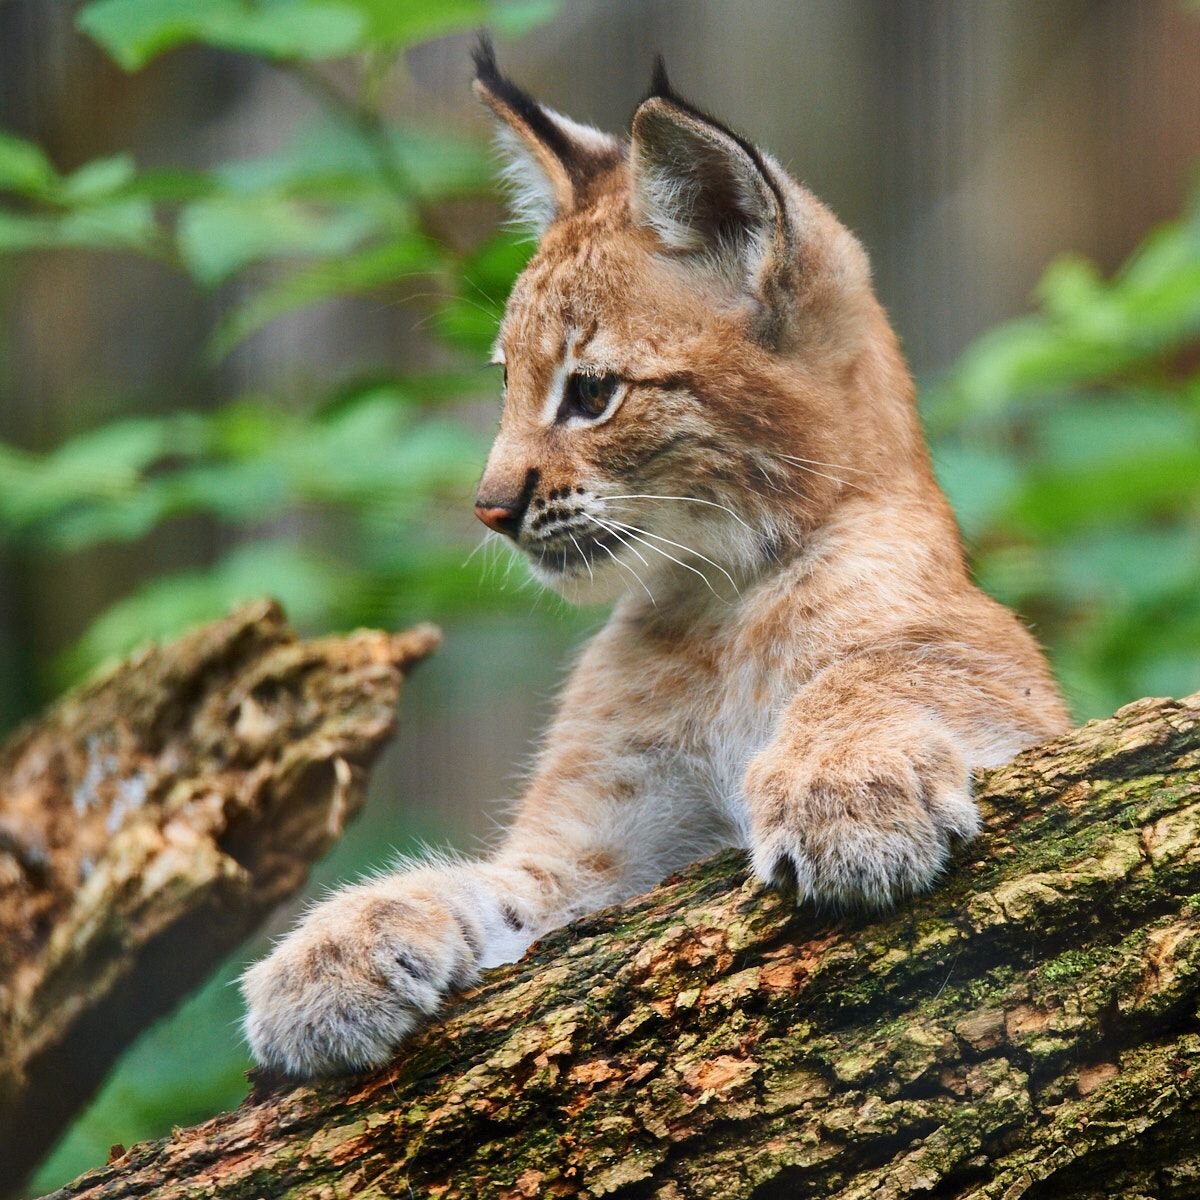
[743,725,978,909]
[242,874,484,1077]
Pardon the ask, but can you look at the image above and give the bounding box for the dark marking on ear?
[638,54,789,228]
[473,34,578,176]
[473,33,621,188]
[648,53,672,100]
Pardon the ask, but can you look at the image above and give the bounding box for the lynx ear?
[472,37,622,236]
[630,60,796,334]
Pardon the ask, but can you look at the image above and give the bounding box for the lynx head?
[472,39,923,607]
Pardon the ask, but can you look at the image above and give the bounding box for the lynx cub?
[242,43,1069,1077]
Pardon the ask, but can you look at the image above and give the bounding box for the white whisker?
[582,518,656,606]
[591,517,651,570]
[775,455,862,490]
[598,518,728,602]
[567,532,594,583]
[462,532,497,568]
[603,493,756,534]
[777,453,868,476]
[603,517,740,597]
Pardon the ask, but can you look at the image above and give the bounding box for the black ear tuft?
[648,54,673,101]
[471,31,499,82]
[633,62,783,217]
[471,32,576,169]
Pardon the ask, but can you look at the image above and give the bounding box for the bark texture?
[39,689,1200,1199]
[0,601,439,1187]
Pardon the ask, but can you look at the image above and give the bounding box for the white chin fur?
[528,556,630,606]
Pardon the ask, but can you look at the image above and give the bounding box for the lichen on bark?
[42,689,1200,1199]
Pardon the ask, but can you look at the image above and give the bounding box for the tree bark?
[37,685,1200,1199]
[0,601,439,1189]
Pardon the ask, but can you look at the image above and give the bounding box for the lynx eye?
[563,371,619,420]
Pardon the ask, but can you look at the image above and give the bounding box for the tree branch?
[43,688,1200,1198]
[0,601,439,1189]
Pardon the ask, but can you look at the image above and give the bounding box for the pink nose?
[474,502,521,538]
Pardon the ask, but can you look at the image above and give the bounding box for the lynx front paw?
[743,723,978,910]
[242,875,483,1077]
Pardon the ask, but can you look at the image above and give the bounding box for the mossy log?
[44,687,1200,1199]
[0,602,439,1190]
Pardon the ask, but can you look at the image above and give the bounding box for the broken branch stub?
[0,600,438,1188]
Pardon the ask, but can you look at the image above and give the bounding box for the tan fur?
[241,53,1069,1077]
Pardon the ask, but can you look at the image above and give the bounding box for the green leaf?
[213,120,492,204]
[208,233,440,357]
[0,200,157,253]
[59,154,138,204]
[435,233,532,353]
[1032,394,1200,470]
[489,0,561,38]
[176,194,380,284]
[1008,448,1200,537]
[930,442,1022,543]
[78,0,216,67]
[0,130,58,197]
[337,0,560,48]
[340,0,489,46]
[1047,527,1200,607]
[78,0,366,70]
[0,416,192,533]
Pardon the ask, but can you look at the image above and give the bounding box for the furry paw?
[241,872,485,1077]
[742,721,978,909]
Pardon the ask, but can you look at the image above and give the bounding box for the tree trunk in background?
[0,602,439,1191]
[46,690,1200,1199]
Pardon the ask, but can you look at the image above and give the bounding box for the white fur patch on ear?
[492,124,558,235]
[630,99,782,270]
[491,108,620,237]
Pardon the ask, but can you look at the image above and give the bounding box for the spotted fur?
[241,43,1070,1078]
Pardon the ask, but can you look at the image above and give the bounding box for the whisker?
[462,532,496,568]
[461,273,504,318]
[603,517,740,596]
[777,453,868,476]
[774,455,863,490]
[603,494,757,534]
[567,532,594,583]
[599,518,729,602]
[590,517,652,570]
[755,462,812,507]
[582,517,656,606]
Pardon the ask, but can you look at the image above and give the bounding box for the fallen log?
[0,601,439,1189]
[43,687,1200,1198]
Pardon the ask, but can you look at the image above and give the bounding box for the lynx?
[242,41,1069,1077]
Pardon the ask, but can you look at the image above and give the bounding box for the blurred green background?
[1,0,1198,1192]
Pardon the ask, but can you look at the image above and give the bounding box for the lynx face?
[480,221,769,604]
[472,46,897,607]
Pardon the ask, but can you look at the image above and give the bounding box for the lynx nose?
[474,467,538,539]
[474,501,522,537]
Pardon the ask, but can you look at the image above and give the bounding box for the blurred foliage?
[925,189,1200,719]
[0,0,555,698]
